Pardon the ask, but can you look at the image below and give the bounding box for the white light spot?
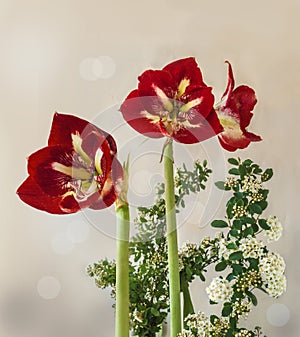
[37,276,61,300]
[67,219,90,243]
[79,56,116,81]
[97,56,116,79]
[79,57,103,81]
[266,303,290,327]
[51,232,74,255]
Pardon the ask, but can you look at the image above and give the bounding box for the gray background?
[1,0,299,336]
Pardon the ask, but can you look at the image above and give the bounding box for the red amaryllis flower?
[17,113,123,214]
[120,57,223,144]
[216,62,262,151]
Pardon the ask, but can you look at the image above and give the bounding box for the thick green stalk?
[115,202,130,337]
[163,140,181,337]
[180,274,195,322]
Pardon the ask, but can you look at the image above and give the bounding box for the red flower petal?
[120,90,164,139]
[228,86,257,130]
[138,69,176,99]
[17,176,80,214]
[216,62,261,151]
[172,108,223,144]
[90,157,123,210]
[163,57,206,88]
[221,61,235,102]
[179,85,215,122]
[48,112,117,155]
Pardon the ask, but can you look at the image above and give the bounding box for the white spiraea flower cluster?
[218,237,237,260]
[206,277,233,303]
[235,329,253,337]
[225,176,238,189]
[177,330,195,337]
[178,242,199,272]
[259,252,287,297]
[177,312,209,337]
[239,236,264,259]
[241,175,262,194]
[178,313,231,337]
[232,298,252,319]
[186,312,210,337]
[264,215,283,242]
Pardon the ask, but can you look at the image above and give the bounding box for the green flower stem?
[180,274,194,322]
[163,140,181,337]
[115,202,130,337]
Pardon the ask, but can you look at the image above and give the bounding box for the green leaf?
[222,303,232,317]
[229,251,243,261]
[150,307,160,316]
[243,226,254,237]
[228,158,239,165]
[229,228,239,237]
[233,220,242,230]
[225,328,234,337]
[249,258,259,270]
[226,243,236,249]
[243,159,253,166]
[232,263,243,274]
[246,289,258,306]
[248,203,262,214]
[226,273,235,282]
[211,220,228,228]
[262,168,273,182]
[259,200,268,210]
[215,261,227,272]
[199,272,206,282]
[215,181,226,190]
[239,165,247,177]
[258,219,271,230]
[234,192,244,199]
[229,168,239,175]
[210,315,218,324]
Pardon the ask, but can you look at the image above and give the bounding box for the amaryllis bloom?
[17,113,123,214]
[216,62,262,151]
[120,57,223,144]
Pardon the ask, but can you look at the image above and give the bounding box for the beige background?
[1,0,299,336]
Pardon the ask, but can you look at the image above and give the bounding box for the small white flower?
[241,175,262,194]
[239,236,265,259]
[206,277,233,303]
[264,215,283,242]
[218,237,238,260]
[235,329,253,337]
[259,252,287,298]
